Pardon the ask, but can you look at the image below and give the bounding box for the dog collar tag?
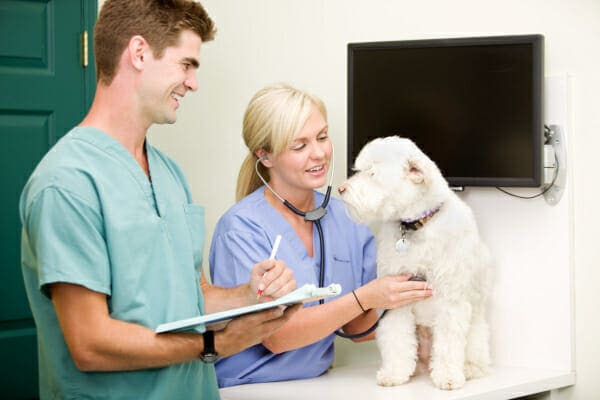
[395,238,409,252]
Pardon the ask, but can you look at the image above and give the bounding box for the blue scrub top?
[20,127,219,399]
[209,186,376,388]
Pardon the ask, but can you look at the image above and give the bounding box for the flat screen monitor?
[348,35,544,187]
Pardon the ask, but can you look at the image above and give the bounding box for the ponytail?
[236,153,268,201]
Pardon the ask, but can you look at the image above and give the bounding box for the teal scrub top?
[20,127,219,399]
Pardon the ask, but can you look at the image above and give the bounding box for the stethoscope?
[255,152,385,339]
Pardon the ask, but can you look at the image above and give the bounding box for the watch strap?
[200,330,218,363]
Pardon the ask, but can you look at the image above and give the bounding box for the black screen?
[348,35,543,187]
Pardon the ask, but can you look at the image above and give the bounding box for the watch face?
[200,353,219,363]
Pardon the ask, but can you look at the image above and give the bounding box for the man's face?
[140,30,202,125]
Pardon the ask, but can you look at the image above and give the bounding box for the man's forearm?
[51,282,205,371]
[201,275,254,314]
[70,319,204,371]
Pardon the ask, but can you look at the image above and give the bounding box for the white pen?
[268,234,282,260]
[257,234,282,298]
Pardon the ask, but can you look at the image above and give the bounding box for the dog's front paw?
[376,368,411,387]
[430,366,466,390]
[464,361,490,380]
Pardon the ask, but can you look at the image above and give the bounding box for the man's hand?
[215,303,302,357]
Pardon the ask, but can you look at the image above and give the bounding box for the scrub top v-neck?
[20,127,218,399]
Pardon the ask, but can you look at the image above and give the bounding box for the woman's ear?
[255,149,272,167]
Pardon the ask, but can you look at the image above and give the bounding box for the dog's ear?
[407,158,426,184]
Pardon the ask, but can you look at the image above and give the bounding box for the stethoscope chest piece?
[303,206,327,221]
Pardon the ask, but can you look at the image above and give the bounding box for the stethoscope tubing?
[255,156,385,339]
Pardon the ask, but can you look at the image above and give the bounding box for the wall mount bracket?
[543,124,567,206]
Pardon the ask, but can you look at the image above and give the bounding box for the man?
[19,1,299,399]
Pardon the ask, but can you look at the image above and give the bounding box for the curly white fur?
[340,136,492,390]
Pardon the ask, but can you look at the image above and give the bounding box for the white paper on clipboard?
[155,283,342,333]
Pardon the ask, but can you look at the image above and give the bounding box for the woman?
[209,83,432,387]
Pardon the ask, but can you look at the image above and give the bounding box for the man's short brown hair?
[94,0,216,85]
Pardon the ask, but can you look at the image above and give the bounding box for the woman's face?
[268,108,332,195]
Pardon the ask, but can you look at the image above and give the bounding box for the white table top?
[220,362,575,400]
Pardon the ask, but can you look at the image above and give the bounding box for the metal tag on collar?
[395,238,409,252]
[395,229,410,252]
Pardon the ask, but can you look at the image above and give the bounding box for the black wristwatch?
[200,330,219,363]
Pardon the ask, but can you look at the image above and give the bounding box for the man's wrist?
[200,330,219,363]
[247,283,258,305]
[213,330,230,359]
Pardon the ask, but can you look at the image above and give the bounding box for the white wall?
[137,0,600,398]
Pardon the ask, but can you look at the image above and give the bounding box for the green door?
[0,1,96,398]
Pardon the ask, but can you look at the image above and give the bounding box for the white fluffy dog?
[339,136,491,390]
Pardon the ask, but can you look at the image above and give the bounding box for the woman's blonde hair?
[236,83,327,201]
